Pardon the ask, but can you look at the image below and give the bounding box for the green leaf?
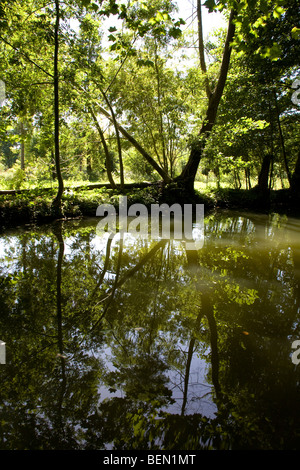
[292,27,300,40]
[175,18,186,27]
[203,0,216,13]
[261,43,282,61]
[169,27,182,39]
[148,17,156,26]
[137,59,154,67]
[252,16,267,29]
[90,2,98,12]
[273,6,285,18]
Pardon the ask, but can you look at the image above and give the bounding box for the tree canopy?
[0,0,299,209]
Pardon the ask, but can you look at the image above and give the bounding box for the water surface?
[1,210,300,450]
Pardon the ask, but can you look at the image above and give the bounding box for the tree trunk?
[197,0,212,100]
[96,101,171,184]
[52,0,64,216]
[20,120,25,171]
[86,156,92,178]
[245,167,251,189]
[258,154,272,191]
[181,310,203,416]
[177,9,236,193]
[72,79,171,184]
[101,91,124,189]
[291,151,300,195]
[154,42,168,173]
[89,106,116,189]
[273,89,292,186]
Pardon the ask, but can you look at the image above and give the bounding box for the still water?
[0,210,300,450]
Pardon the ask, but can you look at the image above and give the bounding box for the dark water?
[1,210,300,450]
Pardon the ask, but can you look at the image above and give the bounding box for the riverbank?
[0,182,299,231]
[0,183,163,230]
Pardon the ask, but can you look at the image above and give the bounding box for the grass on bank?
[0,183,166,229]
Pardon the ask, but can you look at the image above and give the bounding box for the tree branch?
[197,0,212,99]
[0,34,54,78]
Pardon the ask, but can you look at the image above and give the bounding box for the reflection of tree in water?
[0,213,300,449]
[87,214,300,449]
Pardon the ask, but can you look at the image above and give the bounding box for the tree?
[199,33,299,192]
[174,4,235,193]
[229,0,300,189]
[0,0,298,198]
[52,0,64,215]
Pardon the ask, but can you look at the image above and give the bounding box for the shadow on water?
[1,210,300,450]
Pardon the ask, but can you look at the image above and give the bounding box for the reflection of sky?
[167,352,217,418]
[0,236,20,274]
[0,238,6,258]
[1,214,300,260]
[94,343,217,421]
[93,220,205,250]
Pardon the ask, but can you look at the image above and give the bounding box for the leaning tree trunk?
[101,90,124,189]
[89,105,116,189]
[96,101,171,184]
[177,9,236,194]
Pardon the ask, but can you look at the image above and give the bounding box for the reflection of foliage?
[104,353,174,406]
[88,398,218,450]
